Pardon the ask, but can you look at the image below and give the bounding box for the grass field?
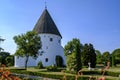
[8,65,120,80]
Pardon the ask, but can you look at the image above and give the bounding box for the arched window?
[45,58,48,62]
[50,38,53,42]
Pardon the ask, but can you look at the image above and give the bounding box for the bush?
[10,68,120,80]
[5,55,14,66]
[46,65,58,71]
[37,61,43,69]
[10,69,92,80]
[105,71,120,77]
[64,70,120,77]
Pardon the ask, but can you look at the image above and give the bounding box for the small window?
[50,38,53,42]
[45,58,48,62]
[58,40,61,43]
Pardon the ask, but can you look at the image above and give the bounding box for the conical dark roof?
[33,9,62,38]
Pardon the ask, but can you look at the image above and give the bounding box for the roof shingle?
[33,9,62,38]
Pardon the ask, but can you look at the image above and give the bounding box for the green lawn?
[108,67,120,72]
[8,65,120,80]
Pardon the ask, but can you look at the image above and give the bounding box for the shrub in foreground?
[37,61,43,69]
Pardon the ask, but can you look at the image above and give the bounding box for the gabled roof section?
[33,9,62,38]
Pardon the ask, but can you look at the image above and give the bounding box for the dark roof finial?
[45,1,47,9]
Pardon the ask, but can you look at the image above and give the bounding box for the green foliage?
[46,65,57,71]
[112,48,120,66]
[0,51,10,65]
[0,36,4,41]
[111,54,115,67]
[95,50,102,64]
[5,55,14,66]
[10,69,120,80]
[64,38,82,72]
[102,51,111,65]
[82,43,96,68]
[55,55,63,67]
[66,53,76,71]
[13,31,42,69]
[82,44,90,66]
[89,44,96,68]
[75,42,82,71]
[0,36,5,52]
[64,38,82,56]
[37,61,43,69]
[0,56,2,64]
[64,70,120,77]
[0,51,13,66]
[0,48,3,52]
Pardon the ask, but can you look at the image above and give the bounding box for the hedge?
[10,69,95,80]
[10,69,120,80]
[64,70,120,77]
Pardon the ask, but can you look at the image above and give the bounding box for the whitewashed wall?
[36,34,66,66]
[14,34,66,67]
[14,56,36,67]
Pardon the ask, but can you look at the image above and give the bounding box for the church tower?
[33,8,65,66]
[14,8,65,67]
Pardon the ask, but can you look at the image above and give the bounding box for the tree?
[75,42,82,71]
[13,31,41,69]
[82,44,90,66]
[89,44,96,68]
[102,51,110,66]
[95,50,102,64]
[112,48,120,66]
[5,55,14,66]
[82,43,96,68]
[0,36,5,52]
[96,50,101,64]
[112,54,115,67]
[66,53,76,71]
[37,61,43,69]
[0,52,10,65]
[0,56,2,64]
[64,38,82,72]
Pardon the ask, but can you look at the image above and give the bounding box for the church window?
[50,38,53,42]
[45,58,48,62]
[58,40,61,43]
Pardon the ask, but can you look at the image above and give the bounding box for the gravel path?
[12,73,60,80]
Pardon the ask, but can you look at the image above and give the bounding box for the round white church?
[14,8,66,67]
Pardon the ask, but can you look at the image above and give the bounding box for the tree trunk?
[25,56,29,70]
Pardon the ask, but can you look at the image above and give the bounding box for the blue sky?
[0,0,120,54]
